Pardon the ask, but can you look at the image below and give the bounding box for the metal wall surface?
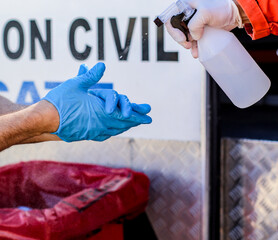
[0,138,204,240]
[221,138,278,240]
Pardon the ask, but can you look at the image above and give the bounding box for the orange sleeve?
[236,0,278,39]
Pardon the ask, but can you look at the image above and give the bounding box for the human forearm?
[0,96,61,145]
[0,100,59,151]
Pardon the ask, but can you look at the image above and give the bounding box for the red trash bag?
[0,161,150,240]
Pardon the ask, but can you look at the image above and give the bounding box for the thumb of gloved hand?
[77,64,89,76]
[77,62,106,90]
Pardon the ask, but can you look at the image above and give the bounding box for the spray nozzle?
[154,0,195,27]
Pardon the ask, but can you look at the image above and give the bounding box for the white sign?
[0,0,205,141]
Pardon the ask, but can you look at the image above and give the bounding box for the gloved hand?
[42,63,152,142]
[165,19,198,57]
[165,0,243,58]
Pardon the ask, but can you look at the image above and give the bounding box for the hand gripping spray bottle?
[154,0,271,108]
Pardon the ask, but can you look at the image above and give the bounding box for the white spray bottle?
[154,0,271,108]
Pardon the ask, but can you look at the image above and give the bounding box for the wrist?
[0,100,59,151]
[27,100,60,134]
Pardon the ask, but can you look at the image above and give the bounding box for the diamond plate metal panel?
[131,139,202,240]
[0,138,203,240]
[221,138,278,240]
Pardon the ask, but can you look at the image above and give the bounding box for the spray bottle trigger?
[170,13,190,41]
[170,9,197,42]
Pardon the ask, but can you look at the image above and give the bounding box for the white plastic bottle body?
[198,27,271,108]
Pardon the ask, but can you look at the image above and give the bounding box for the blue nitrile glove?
[42,62,152,142]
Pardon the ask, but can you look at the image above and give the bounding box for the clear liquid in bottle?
[198,27,271,108]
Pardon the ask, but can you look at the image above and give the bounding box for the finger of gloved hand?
[88,89,119,114]
[188,10,207,40]
[165,19,192,49]
[119,94,132,118]
[107,109,152,128]
[103,117,138,130]
[77,64,89,76]
[77,62,106,89]
[127,111,152,124]
[131,103,151,115]
[191,40,199,58]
